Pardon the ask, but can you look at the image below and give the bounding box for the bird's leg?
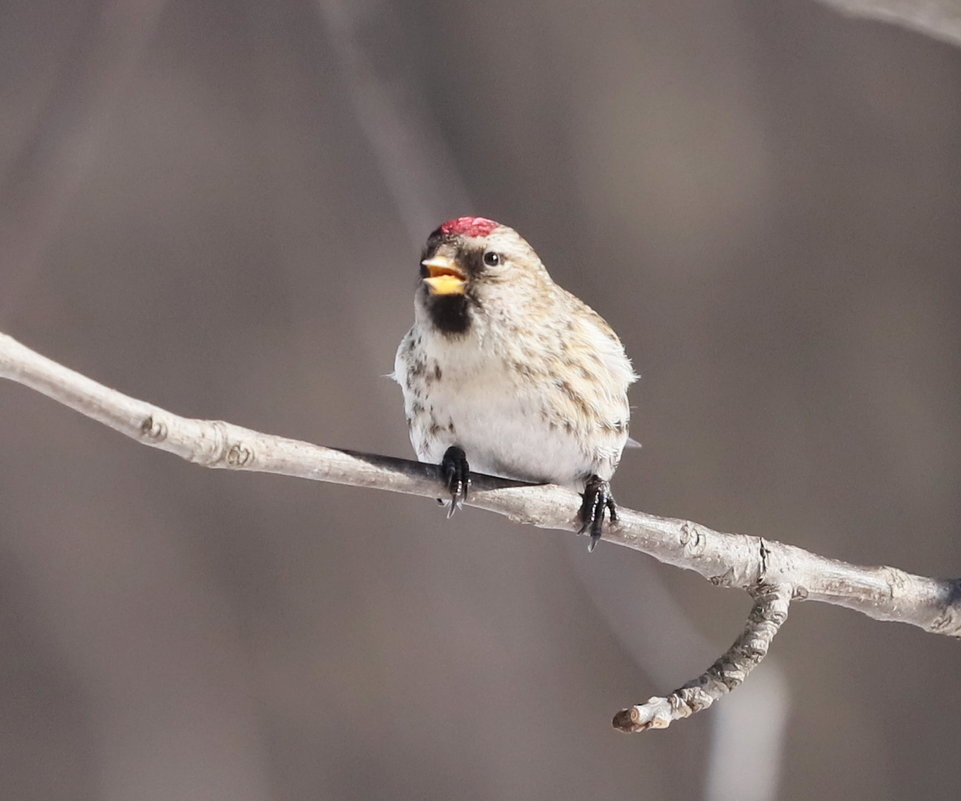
[440,445,471,518]
[578,475,617,552]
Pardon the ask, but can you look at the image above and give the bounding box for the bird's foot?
[440,446,471,518]
[578,475,617,552]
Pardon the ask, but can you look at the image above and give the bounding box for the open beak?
[421,255,467,295]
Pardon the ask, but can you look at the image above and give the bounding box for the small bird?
[394,217,637,550]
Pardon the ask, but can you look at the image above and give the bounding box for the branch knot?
[139,413,167,441]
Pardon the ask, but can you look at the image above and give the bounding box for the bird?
[394,217,637,550]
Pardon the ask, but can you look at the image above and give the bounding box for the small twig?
[613,584,792,732]
[2,331,960,730]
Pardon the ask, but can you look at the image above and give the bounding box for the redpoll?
[394,217,636,550]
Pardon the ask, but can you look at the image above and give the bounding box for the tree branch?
[2,331,959,730]
[613,584,792,732]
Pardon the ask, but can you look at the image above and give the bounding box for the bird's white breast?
[395,320,631,489]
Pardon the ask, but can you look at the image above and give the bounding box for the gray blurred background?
[1,1,960,799]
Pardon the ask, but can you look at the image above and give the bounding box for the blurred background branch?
[313,0,471,245]
[816,0,961,47]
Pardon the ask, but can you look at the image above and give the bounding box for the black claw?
[440,446,471,517]
[578,475,617,552]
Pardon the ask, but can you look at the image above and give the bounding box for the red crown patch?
[439,217,500,237]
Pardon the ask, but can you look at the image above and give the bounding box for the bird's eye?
[482,251,500,267]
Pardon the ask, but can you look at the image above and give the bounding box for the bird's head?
[417,217,550,335]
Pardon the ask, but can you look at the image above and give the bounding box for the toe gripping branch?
[440,446,471,518]
[578,475,617,552]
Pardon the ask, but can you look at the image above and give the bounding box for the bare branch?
[2,331,960,730]
[613,584,792,732]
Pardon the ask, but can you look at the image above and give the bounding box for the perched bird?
[394,217,637,550]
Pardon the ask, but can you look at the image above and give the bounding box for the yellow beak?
[421,256,467,295]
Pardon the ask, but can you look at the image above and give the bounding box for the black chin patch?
[427,293,471,335]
